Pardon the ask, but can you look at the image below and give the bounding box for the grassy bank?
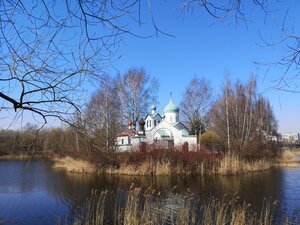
[291,148,300,154]
[213,150,299,175]
[53,156,97,173]
[69,186,288,225]
[53,150,300,176]
[274,150,300,167]
[214,154,272,175]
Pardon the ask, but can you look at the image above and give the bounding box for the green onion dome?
[163,98,179,113]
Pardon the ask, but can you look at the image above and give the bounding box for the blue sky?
[1,1,299,133]
[104,0,300,133]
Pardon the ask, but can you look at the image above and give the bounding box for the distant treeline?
[0,126,79,156]
[0,69,280,164]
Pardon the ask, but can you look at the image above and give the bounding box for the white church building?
[116,97,197,151]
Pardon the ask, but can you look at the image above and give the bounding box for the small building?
[116,97,197,151]
[280,132,300,143]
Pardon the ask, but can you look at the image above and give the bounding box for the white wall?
[146,121,197,147]
[145,117,154,131]
[182,136,197,150]
[145,114,162,131]
[116,136,130,145]
[164,112,178,124]
[131,136,146,146]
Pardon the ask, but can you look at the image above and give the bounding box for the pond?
[0,159,299,224]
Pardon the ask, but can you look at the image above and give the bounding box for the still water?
[0,159,300,224]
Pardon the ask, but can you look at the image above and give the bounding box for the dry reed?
[53,156,97,173]
[105,160,184,176]
[215,154,272,175]
[53,150,299,176]
[69,186,288,225]
[275,150,300,167]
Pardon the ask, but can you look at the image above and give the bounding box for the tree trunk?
[225,83,231,152]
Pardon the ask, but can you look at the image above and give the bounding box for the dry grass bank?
[105,160,190,176]
[275,150,300,167]
[53,150,299,176]
[292,148,300,154]
[54,156,202,176]
[214,154,272,175]
[106,156,270,176]
[53,156,97,173]
[105,161,169,176]
[70,187,287,225]
[105,161,153,176]
[213,150,300,175]
[106,150,299,176]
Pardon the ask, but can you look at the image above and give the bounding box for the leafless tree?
[224,77,231,152]
[184,1,300,92]
[180,76,212,146]
[209,75,278,154]
[115,68,158,128]
[0,0,165,127]
[254,95,278,145]
[83,75,121,152]
[183,0,268,21]
[1,0,298,129]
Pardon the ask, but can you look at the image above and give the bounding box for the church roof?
[151,104,156,110]
[163,98,179,113]
[117,129,137,137]
[173,122,188,131]
[144,103,161,119]
[145,112,162,119]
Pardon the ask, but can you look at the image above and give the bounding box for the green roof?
[151,104,156,110]
[163,98,179,113]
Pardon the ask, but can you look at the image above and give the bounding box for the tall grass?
[69,186,286,225]
[275,150,300,167]
[215,154,272,175]
[53,156,97,173]
[214,150,300,175]
[53,149,299,175]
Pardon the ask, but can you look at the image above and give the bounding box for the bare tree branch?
[0,0,168,127]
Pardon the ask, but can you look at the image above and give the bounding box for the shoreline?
[51,151,300,176]
[0,154,54,160]
[2,151,299,176]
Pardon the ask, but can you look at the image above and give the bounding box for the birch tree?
[209,76,233,152]
[211,78,274,153]
[225,78,231,152]
[254,96,278,146]
[84,76,121,152]
[209,76,276,154]
[115,68,158,127]
[180,76,212,146]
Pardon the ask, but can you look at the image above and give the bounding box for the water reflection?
[0,160,299,225]
[0,160,68,225]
